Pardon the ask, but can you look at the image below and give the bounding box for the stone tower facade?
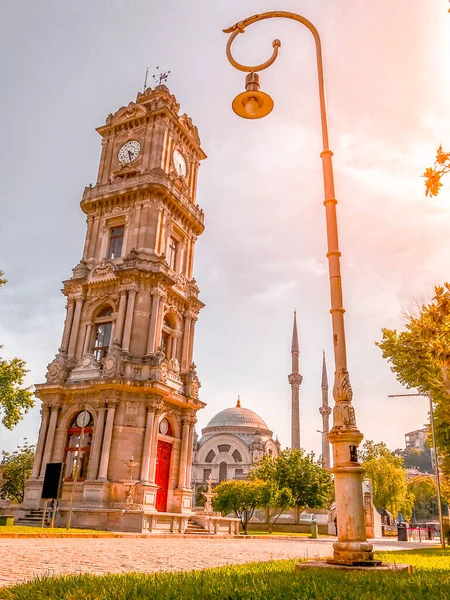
[23,85,208,531]
[288,310,302,449]
[319,351,332,470]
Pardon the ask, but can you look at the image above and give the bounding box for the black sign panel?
[41,463,64,499]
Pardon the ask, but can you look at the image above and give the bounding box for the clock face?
[118,140,141,165]
[76,411,91,428]
[159,418,169,435]
[173,149,187,177]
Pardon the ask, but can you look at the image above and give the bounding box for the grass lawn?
[0,525,112,536]
[0,549,449,599]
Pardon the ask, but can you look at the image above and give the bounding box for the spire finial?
[236,395,241,408]
[322,350,328,388]
[291,309,299,353]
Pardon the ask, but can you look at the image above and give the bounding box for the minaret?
[288,310,303,449]
[319,351,332,469]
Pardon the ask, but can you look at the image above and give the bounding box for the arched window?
[232,449,242,463]
[205,449,215,463]
[219,462,227,482]
[64,411,94,481]
[93,306,113,362]
[161,313,177,359]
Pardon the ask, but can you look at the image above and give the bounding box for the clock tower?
[23,85,208,532]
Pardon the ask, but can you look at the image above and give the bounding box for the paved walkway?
[0,537,435,587]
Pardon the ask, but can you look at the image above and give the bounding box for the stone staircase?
[16,508,50,527]
[184,517,210,535]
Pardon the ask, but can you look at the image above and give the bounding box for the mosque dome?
[202,399,271,436]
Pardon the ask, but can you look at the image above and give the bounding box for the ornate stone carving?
[168,358,180,373]
[102,344,124,379]
[72,260,89,279]
[333,368,353,403]
[67,353,101,382]
[124,401,139,427]
[184,363,201,399]
[332,369,357,429]
[90,260,117,282]
[45,353,72,384]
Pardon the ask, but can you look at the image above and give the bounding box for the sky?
[1,0,450,458]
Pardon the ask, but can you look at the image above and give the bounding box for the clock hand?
[128,150,133,160]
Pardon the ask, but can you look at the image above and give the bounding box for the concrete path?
[0,537,435,587]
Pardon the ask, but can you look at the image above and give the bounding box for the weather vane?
[152,66,171,86]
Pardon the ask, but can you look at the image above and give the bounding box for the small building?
[191,399,280,497]
[405,428,428,452]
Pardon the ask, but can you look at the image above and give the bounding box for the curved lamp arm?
[223,11,330,152]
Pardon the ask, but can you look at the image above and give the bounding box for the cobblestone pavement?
[0,537,435,587]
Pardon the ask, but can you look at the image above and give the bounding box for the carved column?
[60,300,75,354]
[178,416,191,489]
[31,405,50,479]
[82,323,93,356]
[188,316,197,366]
[181,312,192,371]
[122,286,138,352]
[82,215,94,260]
[97,399,118,481]
[87,402,106,481]
[140,404,156,483]
[184,417,196,489]
[39,400,61,477]
[148,401,164,484]
[114,289,128,346]
[67,297,84,358]
[146,289,164,355]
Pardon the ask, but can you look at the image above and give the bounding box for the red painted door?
[155,440,172,512]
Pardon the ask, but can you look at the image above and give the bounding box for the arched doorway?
[219,461,227,482]
[155,441,172,512]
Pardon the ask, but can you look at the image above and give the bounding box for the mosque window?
[93,306,113,362]
[205,449,215,463]
[64,411,93,481]
[219,462,227,482]
[203,469,211,481]
[218,444,231,453]
[235,468,244,478]
[108,226,124,259]
[232,449,242,463]
[268,449,273,456]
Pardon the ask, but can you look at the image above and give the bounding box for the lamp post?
[389,392,446,549]
[223,11,376,565]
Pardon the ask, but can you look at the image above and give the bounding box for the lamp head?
[231,72,274,119]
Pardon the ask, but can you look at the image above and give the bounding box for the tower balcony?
[81,169,204,232]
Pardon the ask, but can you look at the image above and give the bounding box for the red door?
[155,440,172,512]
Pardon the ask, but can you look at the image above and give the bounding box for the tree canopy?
[376,283,450,474]
[249,449,334,510]
[0,271,34,429]
[0,441,35,503]
[213,479,264,535]
[361,441,414,520]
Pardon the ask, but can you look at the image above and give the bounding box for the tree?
[376,283,450,475]
[423,146,450,197]
[361,441,414,520]
[407,475,438,521]
[249,449,334,511]
[0,271,34,429]
[0,441,35,503]
[213,479,263,535]
[257,481,294,533]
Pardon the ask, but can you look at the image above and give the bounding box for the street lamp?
[389,392,446,549]
[223,11,377,566]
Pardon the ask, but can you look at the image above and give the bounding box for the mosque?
[191,312,332,497]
